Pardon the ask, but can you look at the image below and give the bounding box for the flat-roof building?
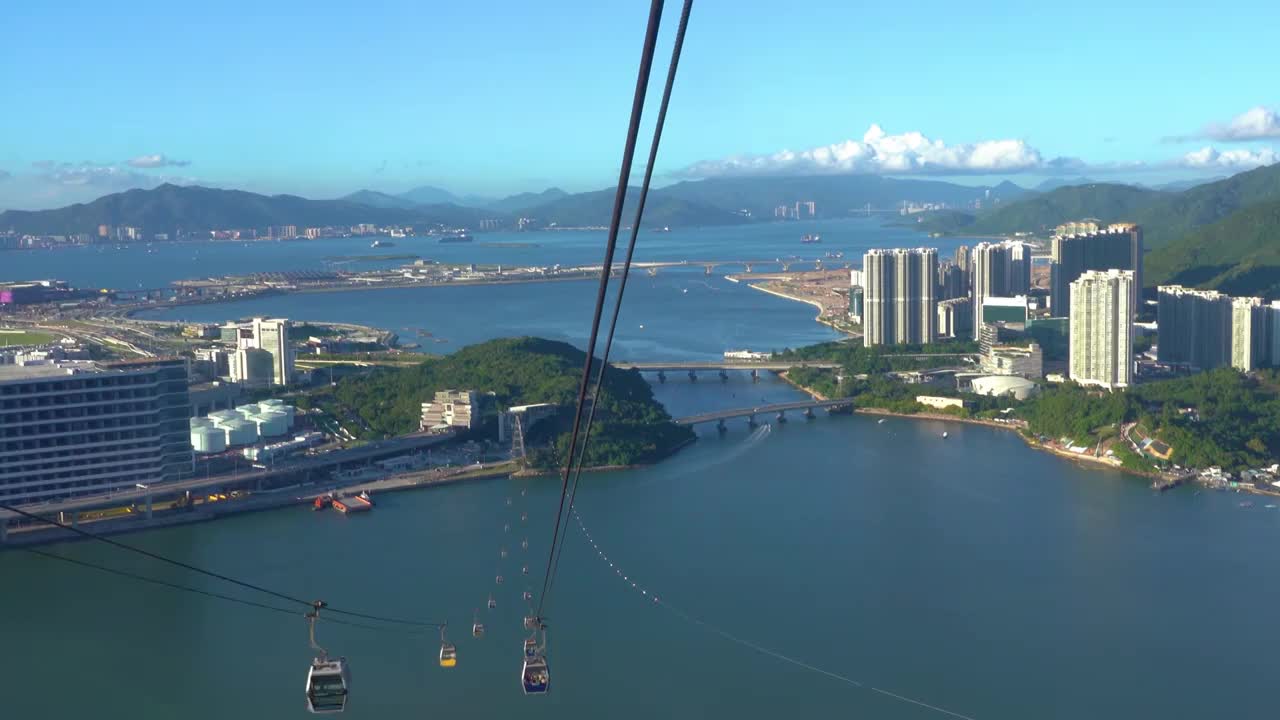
[0,358,192,505]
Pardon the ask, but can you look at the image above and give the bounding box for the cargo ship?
[801,234,821,244]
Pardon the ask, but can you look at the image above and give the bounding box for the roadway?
[0,432,455,521]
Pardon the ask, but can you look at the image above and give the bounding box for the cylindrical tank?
[207,410,238,424]
[252,410,290,438]
[217,418,259,445]
[191,426,228,454]
[234,405,258,420]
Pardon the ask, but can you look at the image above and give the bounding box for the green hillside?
[925,163,1280,253]
[316,337,694,469]
[961,183,1162,236]
[1145,198,1280,295]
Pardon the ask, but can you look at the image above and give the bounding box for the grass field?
[0,329,60,346]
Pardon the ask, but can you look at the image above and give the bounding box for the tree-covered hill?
[311,337,694,469]
[1144,198,1280,295]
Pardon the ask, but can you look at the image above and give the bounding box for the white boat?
[942,431,949,439]
[877,418,886,424]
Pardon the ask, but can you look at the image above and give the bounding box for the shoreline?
[743,282,856,337]
[121,273,600,319]
[776,372,1166,480]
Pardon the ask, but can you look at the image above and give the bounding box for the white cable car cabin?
[523,637,538,657]
[306,657,351,714]
[522,655,550,695]
[488,595,497,609]
[473,622,485,638]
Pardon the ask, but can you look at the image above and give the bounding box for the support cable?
[535,0,667,619]
[1,502,444,629]
[545,0,695,606]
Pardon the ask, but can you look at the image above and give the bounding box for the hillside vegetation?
[917,163,1280,296]
[306,337,693,469]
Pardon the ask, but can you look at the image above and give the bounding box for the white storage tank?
[217,418,259,446]
[207,410,239,424]
[234,405,259,420]
[251,411,290,438]
[191,425,228,454]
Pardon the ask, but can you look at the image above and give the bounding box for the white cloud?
[1180,146,1278,169]
[127,153,190,168]
[679,125,1048,178]
[0,161,197,210]
[1165,106,1280,143]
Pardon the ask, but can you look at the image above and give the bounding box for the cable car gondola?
[439,626,458,668]
[521,565,529,576]
[306,657,351,714]
[522,654,549,695]
[304,604,350,714]
[488,594,497,610]
[521,538,528,550]
[496,575,504,585]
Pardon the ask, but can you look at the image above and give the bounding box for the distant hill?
[0,184,495,235]
[522,187,750,227]
[1149,177,1225,192]
[921,163,1280,252]
[648,174,1023,218]
[950,183,1163,237]
[1146,198,1280,295]
[397,185,461,205]
[1035,177,1096,192]
[341,189,422,210]
[486,188,569,213]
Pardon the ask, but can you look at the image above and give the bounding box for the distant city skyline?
[2,0,1278,210]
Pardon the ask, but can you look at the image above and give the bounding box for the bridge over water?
[675,398,853,427]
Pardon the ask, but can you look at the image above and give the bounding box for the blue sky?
[2,0,1278,209]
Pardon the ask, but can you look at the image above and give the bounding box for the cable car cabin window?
[310,676,348,702]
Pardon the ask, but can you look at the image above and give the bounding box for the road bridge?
[614,360,839,384]
[675,399,853,428]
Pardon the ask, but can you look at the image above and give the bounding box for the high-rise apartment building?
[1156,286,1233,371]
[1049,223,1143,318]
[1069,269,1134,389]
[0,358,192,504]
[937,297,972,339]
[971,240,1030,339]
[1231,297,1272,372]
[937,261,968,301]
[862,248,938,347]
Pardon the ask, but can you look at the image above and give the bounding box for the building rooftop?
[0,360,100,381]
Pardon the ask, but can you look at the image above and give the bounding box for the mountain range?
[5,166,1279,297]
[0,174,1023,236]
